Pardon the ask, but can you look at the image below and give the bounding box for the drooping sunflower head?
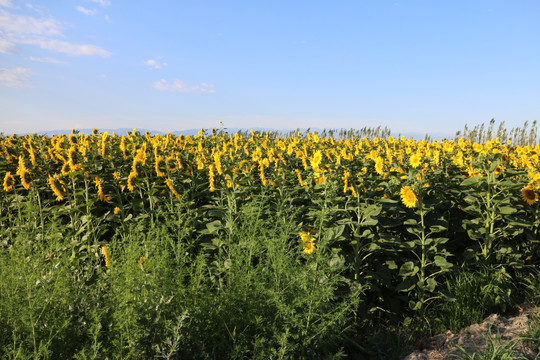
[3,171,15,192]
[521,186,538,206]
[400,185,418,208]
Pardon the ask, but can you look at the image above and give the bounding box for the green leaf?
[328,254,345,268]
[399,261,419,277]
[364,204,382,217]
[463,195,478,204]
[200,242,217,250]
[205,220,223,234]
[434,255,453,269]
[396,278,415,292]
[505,215,531,227]
[488,160,500,173]
[379,198,399,204]
[497,206,517,215]
[362,217,378,226]
[461,176,481,187]
[426,278,437,292]
[324,225,345,241]
[403,219,417,226]
[409,300,422,311]
[429,224,447,233]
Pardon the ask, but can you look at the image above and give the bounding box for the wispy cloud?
[91,0,111,6]
[28,56,66,64]
[0,9,62,35]
[153,79,216,93]
[0,8,111,58]
[20,38,111,57]
[76,6,97,16]
[144,58,167,70]
[0,37,17,53]
[0,67,33,87]
[0,0,12,8]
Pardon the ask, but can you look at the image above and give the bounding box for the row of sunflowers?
[2,129,539,211]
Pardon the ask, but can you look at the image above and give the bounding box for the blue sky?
[1,0,539,136]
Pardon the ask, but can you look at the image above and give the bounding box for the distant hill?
[20,127,449,140]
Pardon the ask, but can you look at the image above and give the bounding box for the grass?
[449,326,529,360]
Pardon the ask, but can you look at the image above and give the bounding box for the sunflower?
[299,231,314,244]
[100,246,111,268]
[400,185,418,208]
[374,156,385,175]
[310,150,323,172]
[303,240,315,255]
[208,164,216,192]
[521,186,538,205]
[409,153,422,168]
[164,177,180,199]
[299,232,316,254]
[48,174,64,201]
[3,171,15,192]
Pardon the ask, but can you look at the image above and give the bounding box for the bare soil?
[403,301,540,360]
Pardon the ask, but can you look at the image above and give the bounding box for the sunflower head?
[3,171,15,192]
[409,153,422,168]
[400,185,418,208]
[521,186,538,206]
[303,241,315,255]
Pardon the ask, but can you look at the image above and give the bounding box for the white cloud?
[153,79,216,93]
[0,37,17,53]
[28,56,66,64]
[144,58,167,70]
[91,0,111,6]
[0,8,110,57]
[0,67,33,87]
[0,0,13,8]
[76,6,97,16]
[0,9,62,35]
[20,38,111,57]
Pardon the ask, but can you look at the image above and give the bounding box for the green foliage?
[459,160,528,267]
[521,315,540,351]
[1,127,540,358]
[0,193,363,359]
[430,266,516,334]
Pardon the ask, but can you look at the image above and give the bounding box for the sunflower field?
[1,127,539,359]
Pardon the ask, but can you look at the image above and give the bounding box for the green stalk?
[418,196,426,307]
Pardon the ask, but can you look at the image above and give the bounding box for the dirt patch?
[403,302,540,360]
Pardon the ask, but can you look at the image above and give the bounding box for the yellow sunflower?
[409,153,422,168]
[400,185,418,208]
[100,246,111,267]
[3,171,15,192]
[303,240,315,255]
[521,186,538,205]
